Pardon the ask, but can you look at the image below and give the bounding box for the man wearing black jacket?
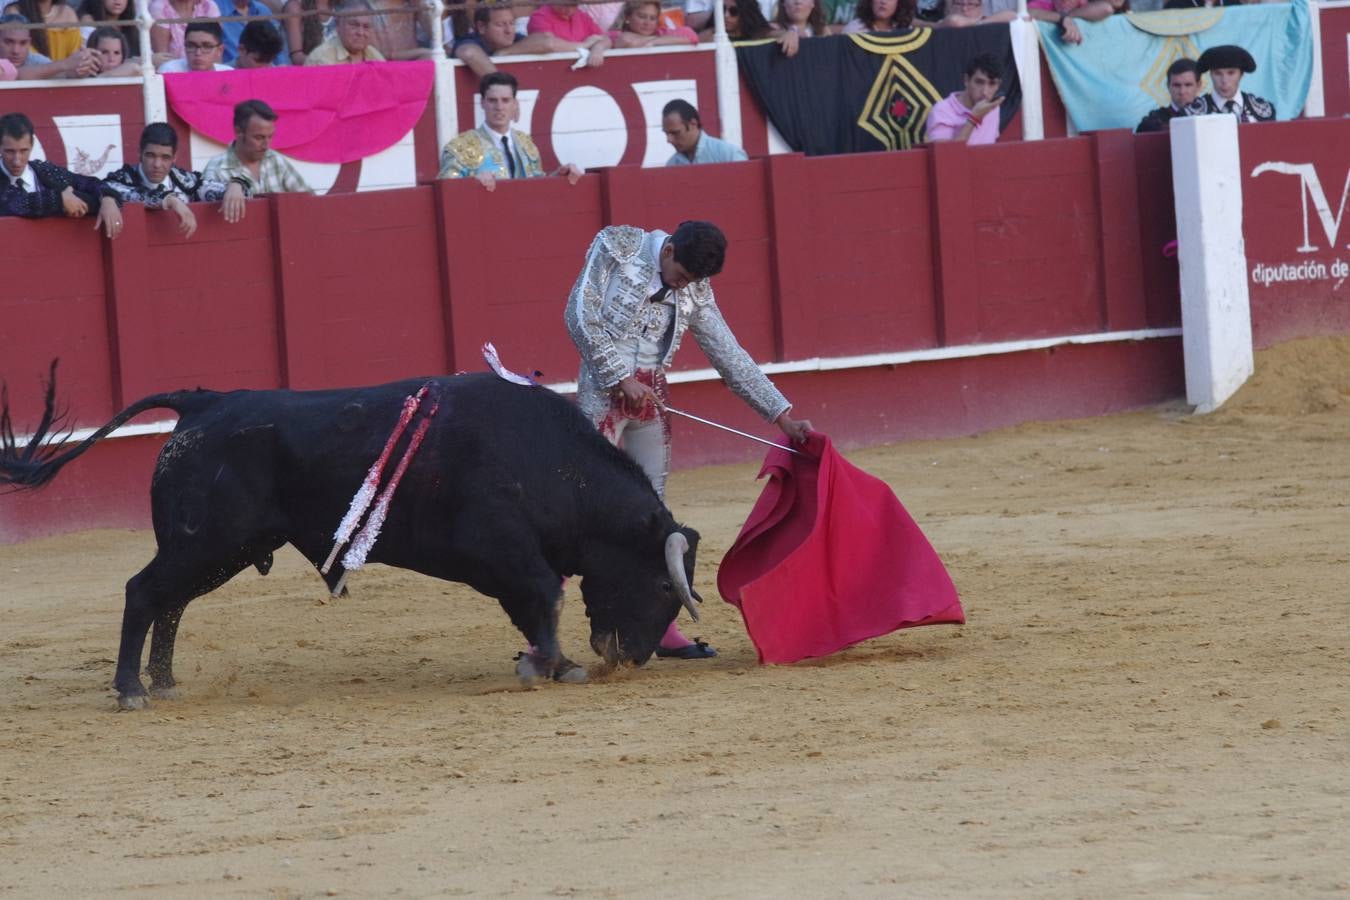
[0,112,122,237]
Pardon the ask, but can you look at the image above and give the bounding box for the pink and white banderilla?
[322,384,440,597]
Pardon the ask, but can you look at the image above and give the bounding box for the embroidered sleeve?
[0,181,64,217]
[1248,94,1275,121]
[515,131,546,178]
[686,294,790,423]
[564,232,630,390]
[100,167,145,205]
[438,131,484,179]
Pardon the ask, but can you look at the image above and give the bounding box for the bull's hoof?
[553,661,588,684]
[117,693,151,711]
[150,685,180,701]
[515,653,547,684]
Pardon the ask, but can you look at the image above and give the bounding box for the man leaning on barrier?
[451,3,581,79]
[438,71,583,189]
[202,99,312,223]
[0,112,123,238]
[103,123,244,238]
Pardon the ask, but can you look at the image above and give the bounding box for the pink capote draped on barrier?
[164,61,434,164]
[717,433,964,664]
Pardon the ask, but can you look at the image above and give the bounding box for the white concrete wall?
[1170,114,1254,414]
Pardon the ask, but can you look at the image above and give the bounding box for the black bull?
[0,368,703,709]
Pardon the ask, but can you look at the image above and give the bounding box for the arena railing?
[0,0,1337,167]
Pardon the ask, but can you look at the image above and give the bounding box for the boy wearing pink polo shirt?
[925,52,1004,146]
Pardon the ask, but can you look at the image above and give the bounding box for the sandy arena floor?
[2,337,1349,899]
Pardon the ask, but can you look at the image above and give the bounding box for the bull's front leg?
[501,578,587,684]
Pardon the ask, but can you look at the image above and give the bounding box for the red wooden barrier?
[1240,118,1350,348]
[1,130,1195,542]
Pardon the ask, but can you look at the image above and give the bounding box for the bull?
[0,365,703,709]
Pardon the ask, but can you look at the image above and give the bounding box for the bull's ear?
[679,524,700,552]
[645,510,669,539]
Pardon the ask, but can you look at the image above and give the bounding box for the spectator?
[925,51,1004,145]
[235,18,282,66]
[775,0,828,34]
[526,0,608,68]
[3,0,81,60]
[202,99,311,223]
[563,220,814,659]
[149,0,221,60]
[305,0,384,63]
[611,0,698,47]
[697,0,774,40]
[1190,44,1274,122]
[451,4,574,78]
[77,0,142,57]
[158,20,231,69]
[914,0,943,21]
[662,99,747,165]
[772,0,831,56]
[843,0,917,31]
[821,0,855,29]
[218,0,280,64]
[940,0,1014,26]
[0,111,122,237]
[102,122,246,238]
[438,71,583,187]
[369,0,434,60]
[1,13,99,76]
[1136,57,1199,133]
[283,0,332,65]
[582,0,623,31]
[0,54,11,77]
[1023,0,1127,45]
[86,25,140,74]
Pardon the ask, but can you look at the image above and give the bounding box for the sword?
[661,404,806,457]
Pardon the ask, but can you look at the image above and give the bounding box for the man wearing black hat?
[1187,44,1275,123]
[1136,57,1201,133]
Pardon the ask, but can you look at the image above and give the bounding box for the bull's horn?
[665,532,700,622]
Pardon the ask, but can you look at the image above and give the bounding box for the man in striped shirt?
[202,98,312,223]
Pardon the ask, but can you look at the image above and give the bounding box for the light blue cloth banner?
[1038,0,1313,132]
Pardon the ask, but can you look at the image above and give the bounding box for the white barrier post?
[713,0,742,147]
[1169,114,1253,413]
[137,0,167,122]
[429,0,457,153]
[1010,13,1042,141]
[1305,0,1325,117]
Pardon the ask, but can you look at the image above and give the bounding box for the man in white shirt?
[157,21,233,72]
[1187,44,1275,123]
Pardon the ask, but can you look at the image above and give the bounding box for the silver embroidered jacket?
[564,225,791,423]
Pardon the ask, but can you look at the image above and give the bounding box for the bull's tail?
[0,360,189,492]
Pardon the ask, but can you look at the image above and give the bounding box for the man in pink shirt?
[925,52,1005,146]
[527,1,610,67]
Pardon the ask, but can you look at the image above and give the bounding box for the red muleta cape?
[717,433,964,664]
